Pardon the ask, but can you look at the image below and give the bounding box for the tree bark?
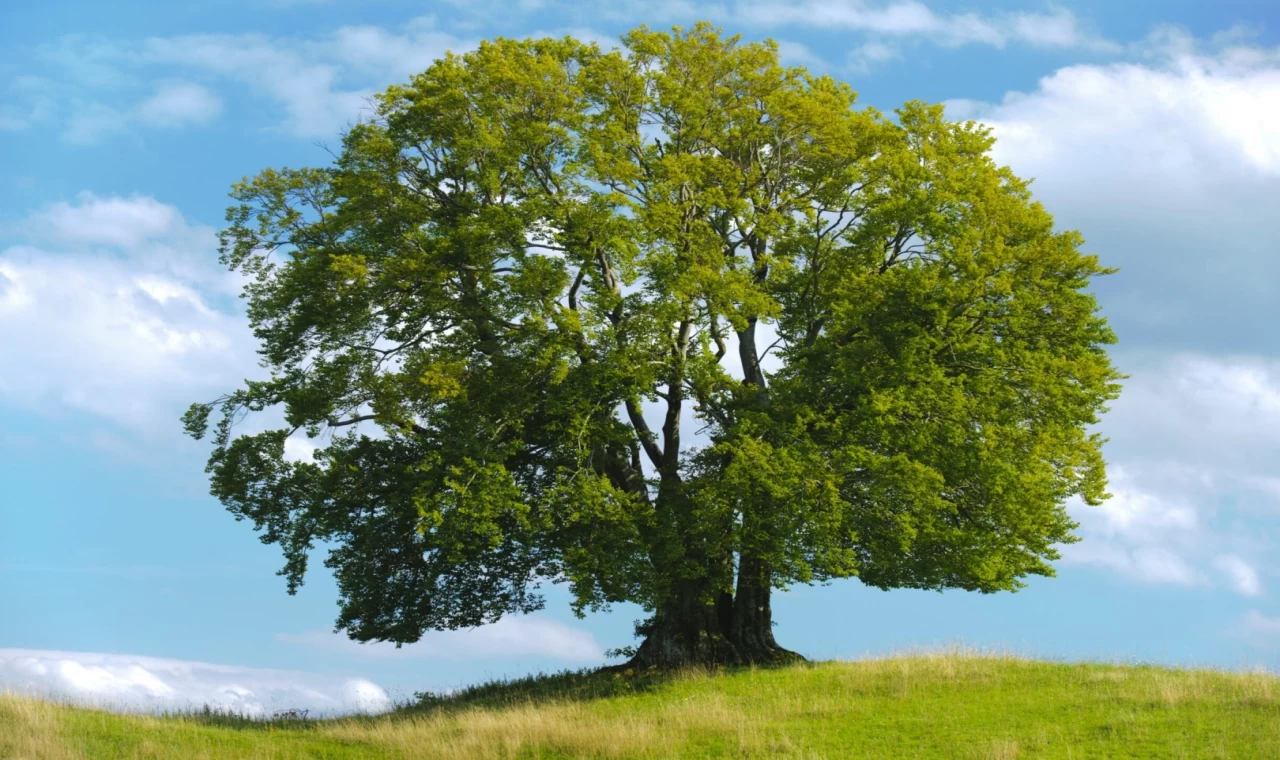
[624,556,805,669]
[626,582,739,669]
[730,554,803,664]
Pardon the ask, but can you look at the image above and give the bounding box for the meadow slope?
[2,651,1277,759]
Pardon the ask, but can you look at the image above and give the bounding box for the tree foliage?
[185,23,1123,667]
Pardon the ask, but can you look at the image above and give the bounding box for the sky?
[2,0,1280,716]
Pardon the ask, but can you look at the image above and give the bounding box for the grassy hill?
[3,650,1278,759]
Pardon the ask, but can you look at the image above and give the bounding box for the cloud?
[277,615,605,662]
[18,17,473,142]
[820,3,1117,52]
[943,36,1280,352]
[62,102,128,145]
[283,435,319,463]
[135,82,223,128]
[139,34,371,140]
[1239,610,1280,638]
[1062,542,1204,588]
[773,40,826,68]
[847,39,900,72]
[0,649,391,716]
[1215,555,1264,598]
[136,18,474,139]
[1069,467,1199,539]
[25,192,184,248]
[1106,355,1280,475]
[0,76,56,132]
[494,1,1116,53]
[1057,356,1280,595]
[0,194,252,431]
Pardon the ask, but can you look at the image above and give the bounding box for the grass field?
[3,649,1278,759]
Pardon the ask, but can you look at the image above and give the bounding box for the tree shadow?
[381,659,816,722]
[175,660,813,731]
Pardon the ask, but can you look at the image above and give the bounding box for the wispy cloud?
[1215,555,1264,598]
[1062,542,1205,588]
[438,1,1117,59]
[135,82,223,128]
[737,1,1116,51]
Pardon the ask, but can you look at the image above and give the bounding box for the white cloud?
[26,192,184,249]
[277,615,605,662]
[0,79,55,132]
[847,40,900,72]
[330,17,474,81]
[21,16,473,142]
[0,194,252,430]
[940,37,1280,605]
[283,436,318,463]
[1062,542,1204,587]
[1107,355,1280,474]
[1058,355,1280,595]
[140,34,371,140]
[773,40,826,68]
[137,18,474,139]
[1069,467,1198,539]
[1240,610,1280,638]
[944,36,1280,343]
[733,1,1115,51]
[0,649,391,716]
[1215,555,1264,598]
[135,82,223,128]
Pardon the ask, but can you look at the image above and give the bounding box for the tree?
[184,23,1123,669]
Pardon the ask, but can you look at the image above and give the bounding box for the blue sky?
[2,0,1280,715]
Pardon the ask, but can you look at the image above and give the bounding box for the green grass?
[3,649,1278,759]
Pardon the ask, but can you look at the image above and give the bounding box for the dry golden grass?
[2,650,1278,759]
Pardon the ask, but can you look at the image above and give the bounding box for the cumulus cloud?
[277,615,605,662]
[24,192,185,249]
[1058,356,1280,596]
[926,31,1280,603]
[0,193,252,430]
[0,649,391,716]
[135,81,223,128]
[944,33,1280,353]
[283,436,319,463]
[1068,466,1198,539]
[1106,354,1280,476]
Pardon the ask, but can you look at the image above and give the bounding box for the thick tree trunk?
[625,557,805,670]
[627,582,740,669]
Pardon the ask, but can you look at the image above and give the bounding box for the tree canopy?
[185,23,1123,668]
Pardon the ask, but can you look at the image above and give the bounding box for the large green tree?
[185,23,1123,668]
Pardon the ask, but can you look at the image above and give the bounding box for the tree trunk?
[730,554,804,664]
[627,582,740,669]
[624,557,805,670]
